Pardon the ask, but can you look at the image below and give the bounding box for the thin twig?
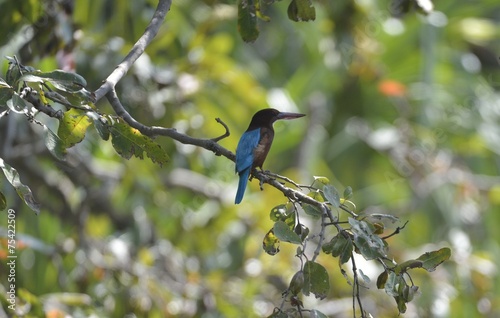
[382,220,409,240]
[211,118,230,142]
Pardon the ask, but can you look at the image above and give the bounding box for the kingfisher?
[235,108,305,204]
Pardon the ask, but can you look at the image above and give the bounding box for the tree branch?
[93,0,172,101]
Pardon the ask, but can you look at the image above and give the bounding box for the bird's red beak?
[276,112,306,120]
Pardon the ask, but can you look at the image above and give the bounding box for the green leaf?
[19,70,87,92]
[269,203,295,227]
[313,176,330,185]
[273,221,302,244]
[109,122,169,166]
[302,261,330,299]
[238,0,259,42]
[263,228,280,255]
[6,57,22,86]
[310,310,328,318]
[44,126,66,161]
[287,0,316,22]
[416,247,451,272]
[288,270,304,295]
[323,184,340,207]
[343,186,353,199]
[349,218,387,260]
[58,109,92,149]
[0,85,13,107]
[0,158,40,215]
[376,270,388,289]
[87,112,110,140]
[302,203,322,219]
[6,93,28,113]
[294,223,309,241]
[323,233,352,264]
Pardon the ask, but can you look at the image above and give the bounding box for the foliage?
[0,0,499,317]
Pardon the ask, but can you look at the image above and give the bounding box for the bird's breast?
[252,128,274,169]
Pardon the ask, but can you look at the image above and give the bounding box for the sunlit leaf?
[263,228,280,255]
[349,217,387,260]
[58,109,92,149]
[313,176,330,185]
[109,122,169,166]
[0,158,40,215]
[238,0,259,42]
[19,70,87,92]
[302,261,329,299]
[273,221,302,244]
[416,247,451,272]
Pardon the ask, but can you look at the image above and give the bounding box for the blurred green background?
[0,0,499,317]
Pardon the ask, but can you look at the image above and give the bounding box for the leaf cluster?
[0,57,169,214]
[262,176,450,317]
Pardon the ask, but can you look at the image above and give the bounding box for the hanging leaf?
[44,126,66,161]
[273,221,302,244]
[263,228,280,255]
[416,247,451,272]
[288,270,305,295]
[238,0,259,42]
[288,0,316,22]
[109,122,169,166]
[302,261,330,299]
[376,270,388,289]
[58,109,92,149]
[349,218,387,260]
[0,158,40,215]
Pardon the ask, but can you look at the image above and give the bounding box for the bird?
[235,108,305,204]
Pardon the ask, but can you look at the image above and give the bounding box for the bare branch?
[93,0,172,101]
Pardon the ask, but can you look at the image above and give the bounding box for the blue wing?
[235,129,260,173]
[235,129,260,204]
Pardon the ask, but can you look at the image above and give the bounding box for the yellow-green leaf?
[58,109,92,149]
[109,122,169,166]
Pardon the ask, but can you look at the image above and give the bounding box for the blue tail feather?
[235,167,251,204]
